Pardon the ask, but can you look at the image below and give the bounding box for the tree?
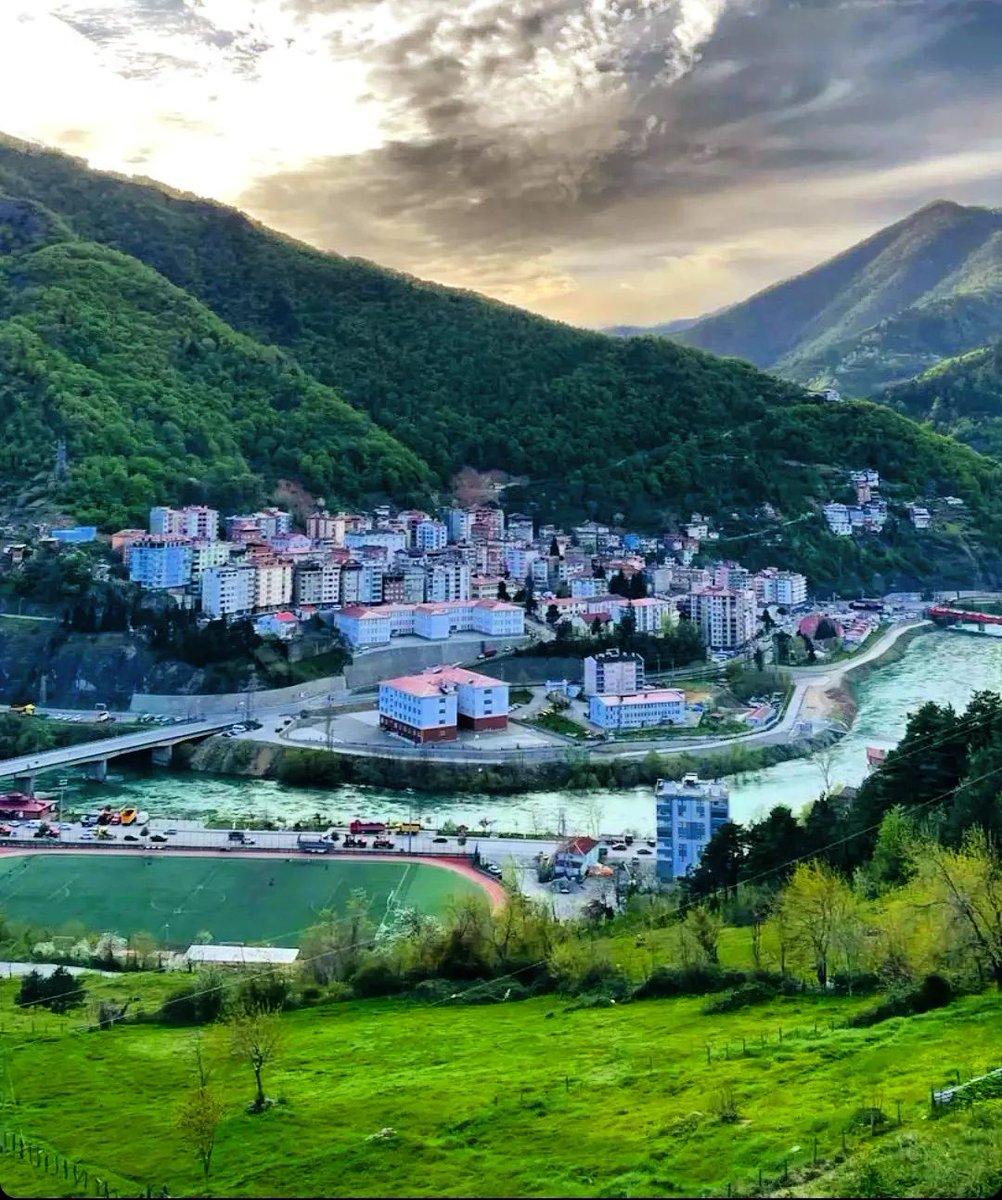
[814,617,839,642]
[229,1006,284,1112]
[628,571,648,600]
[683,906,721,964]
[912,829,1002,987]
[496,580,510,601]
[779,861,857,988]
[753,647,765,672]
[555,619,573,642]
[176,1042,224,1192]
[685,821,746,904]
[549,536,561,557]
[617,606,637,648]
[545,603,560,627]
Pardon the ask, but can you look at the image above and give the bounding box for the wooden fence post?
[778,1026,783,1043]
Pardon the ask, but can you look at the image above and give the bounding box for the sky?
[1,0,1002,327]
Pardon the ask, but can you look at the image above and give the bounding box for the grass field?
[0,980,997,1198]
[0,854,484,947]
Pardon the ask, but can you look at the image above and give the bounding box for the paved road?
[0,716,235,781]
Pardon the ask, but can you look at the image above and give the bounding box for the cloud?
[2,0,1002,323]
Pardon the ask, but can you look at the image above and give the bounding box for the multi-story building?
[909,505,932,529]
[503,545,537,582]
[655,774,730,881]
[823,503,853,536]
[345,529,408,556]
[570,576,602,599]
[377,674,459,743]
[506,514,535,543]
[293,560,341,607]
[609,597,675,635]
[377,666,509,743]
[671,566,712,593]
[111,529,146,565]
[200,564,257,617]
[690,586,757,649]
[426,562,471,603]
[225,509,292,541]
[755,569,808,608]
[471,575,505,600]
[649,565,673,596]
[415,520,448,552]
[588,689,686,730]
[470,506,504,542]
[583,650,646,697]
[711,561,752,592]
[305,509,346,545]
[444,508,472,544]
[128,536,193,590]
[190,540,232,584]
[150,506,219,541]
[50,526,97,544]
[334,599,524,648]
[254,561,293,610]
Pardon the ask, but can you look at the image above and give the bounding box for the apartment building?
[583,650,646,698]
[334,599,524,648]
[377,665,509,743]
[128,537,193,590]
[655,774,730,880]
[305,509,347,545]
[426,562,471,602]
[415,520,448,552]
[293,560,341,607]
[345,529,408,556]
[150,505,219,542]
[690,586,757,649]
[609,597,675,635]
[755,569,808,608]
[254,561,293,610]
[200,564,257,617]
[190,540,232,583]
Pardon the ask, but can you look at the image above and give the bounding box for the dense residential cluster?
[110,503,809,658]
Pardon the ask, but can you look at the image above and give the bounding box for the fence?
[0,1128,161,1198]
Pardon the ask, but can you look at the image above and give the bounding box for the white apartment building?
[345,530,408,556]
[583,650,646,697]
[589,689,686,730]
[293,560,341,607]
[150,505,219,541]
[506,515,534,542]
[190,540,232,583]
[415,520,448,552]
[378,666,509,743]
[570,576,602,599]
[445,508,473,544]
[255,561,293,610]
[690,586,757,649]
[305,510,346,545]
[503,545,538,582]
[823,503,853,536]
[426,562,471,602]
[609,597,675,635]
[655,774,730,880]
[201,564,257,617]
[650,566,673,596]
[755,569,808,608]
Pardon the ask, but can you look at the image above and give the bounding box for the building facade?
[690,586,757,649]
[200,564,257,617]
[588,689,686,729]
[129,537,193,590]
[583,650,645,697]
[655,774,730,880]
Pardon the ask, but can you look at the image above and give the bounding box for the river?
[37,629,1002,838]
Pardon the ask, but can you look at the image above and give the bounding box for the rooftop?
[183,945,301,966]
[594,689,685,707]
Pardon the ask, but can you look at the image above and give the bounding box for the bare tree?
[176,1041,224,1192]
[229,1007,284,1113]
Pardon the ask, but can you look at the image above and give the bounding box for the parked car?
[150,834,168,843]
[612,842,628,851]
[432,836,448,844]
[124,833,140,842]
[373,837,394,849]
[0,825,12,837]
[636,848,652,856]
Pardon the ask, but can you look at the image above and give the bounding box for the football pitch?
[0,853,486,948]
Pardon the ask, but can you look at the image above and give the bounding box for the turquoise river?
[36,628,1002,838]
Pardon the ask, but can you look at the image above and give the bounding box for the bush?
[351,961,406,999]
[236,972,292,1014]
[702,981,780,1014]
[408,979,455,1003]
[849,974,954,1028]
[15,967,86,1014]
[633,964,745,1000]
[158,972,226,1025]
[460,978,530,1005]
[829,970,882,995]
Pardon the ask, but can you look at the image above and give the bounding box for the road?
[0,715,235,782]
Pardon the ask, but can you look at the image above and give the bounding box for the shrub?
[703,982,779,1014]
[158,972,226,1025]
[633,964,745,1001]
[850,974,954,1028]
[236,972,292,1014]
[351,961,406,999]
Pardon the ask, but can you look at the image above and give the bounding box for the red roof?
[798,614,844,639]
[561,835,600,856]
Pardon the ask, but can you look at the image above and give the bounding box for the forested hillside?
[673,200,1002,392]
[4,135,1002,589]
[0,199,431,528]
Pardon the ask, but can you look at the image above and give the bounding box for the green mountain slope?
[4,136,1002,589]
[0,198,431,528]
[673,200,1002,393]
[882,340,1002,459]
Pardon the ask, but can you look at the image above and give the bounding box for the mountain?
[603,317,703,337]
[881,339,1002,459]
[3,135,1002,591]
[675,201,1002,394]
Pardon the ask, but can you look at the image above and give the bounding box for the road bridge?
[0,717,234,792]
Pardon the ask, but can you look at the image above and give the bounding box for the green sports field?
[0,853,485,947]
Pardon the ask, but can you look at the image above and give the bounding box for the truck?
[349,819,387,835]
[297,835,334,855]
[394,821,422,835]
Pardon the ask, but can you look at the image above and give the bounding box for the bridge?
[0,717,234,792]
[927,606,1002,629]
